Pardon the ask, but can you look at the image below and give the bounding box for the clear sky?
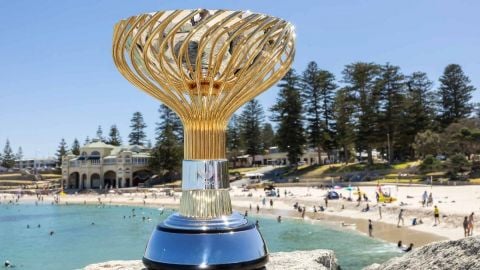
[0,0,479,158]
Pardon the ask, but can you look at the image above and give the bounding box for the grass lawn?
[297,163,343,178]
[392,160,420,170]
[376,178,422,184]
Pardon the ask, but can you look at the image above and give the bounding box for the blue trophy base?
[143,212,268,270]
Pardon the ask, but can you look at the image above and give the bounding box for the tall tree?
[1,140,16,169]
[16,147,23,160]
[401,72,436,158]
[71,138,81,155]
[56,138,68,165]
[129,111,147,146]
[301,62,337,163]
[84,136,91,145]
[342,62,382,165]
[96,126,104,142]
[377,63,406,162]
[150,105,183,178]
[227,114,242,168]
[270,69,306,166]
[238,99,264,164]
[107,125,122,146]
[260,123,275,152]
[334,88,356,163]
[437,64,476,128]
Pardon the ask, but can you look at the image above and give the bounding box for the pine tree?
[401,72,436,158]
[227,114,242,168]
[150,105,183,178]
[301,62,337,163]
[96,126,104,142]
[342,62,382,165]
[71,138,81,155]
[377,63,406,162]
[107,125,122,146]
[437,64,476,128]
[129,112,148,146]
[15,147,23,160]
[260,123,275,152]
[334,88,355,163]
[238,99,265,164]
[270,69,305,166]
[1,140,16,169]
[56,138,68,165]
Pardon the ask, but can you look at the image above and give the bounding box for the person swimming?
[403,243,413,252]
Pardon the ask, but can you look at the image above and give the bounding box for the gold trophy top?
[113,9,295,122]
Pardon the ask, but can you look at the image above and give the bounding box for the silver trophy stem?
[179,160,232,218]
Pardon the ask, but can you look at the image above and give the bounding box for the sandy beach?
[2,184,477,248]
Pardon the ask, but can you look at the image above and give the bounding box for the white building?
[61,140,152,189]
[15,158,57,170]
[233,147,338,167]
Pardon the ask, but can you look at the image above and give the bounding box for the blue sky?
[0,0,479,158]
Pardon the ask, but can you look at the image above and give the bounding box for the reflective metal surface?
[182,160,229,190]
[143,212,268,269]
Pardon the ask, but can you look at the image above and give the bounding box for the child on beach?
[468,212,474,236]
[397,209,405,227]
[368,219,373,237]
[464,216,469,237]
[434,205,440,226]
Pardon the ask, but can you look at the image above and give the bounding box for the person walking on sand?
[463,216,469,237]
[434,205,440,226]
[368,219,373,237]
[422,190,428,207]
[397,209,405,227]
[324,197,328,208]
[468,212,474,236]
[270,199,273,208]
[427,192,433,207]
[378,205,382,219]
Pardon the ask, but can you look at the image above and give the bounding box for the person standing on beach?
[422,191,428,207]
[368,219,373,237]
[256,204,260,213]
[397,209,405,227]
[463,216,469,237]
[378,206,382,219]
[434,205,440,226]
[270,199,273,208]
[468,212,474,236]
[427,192,433,207]
[324,197,328,208]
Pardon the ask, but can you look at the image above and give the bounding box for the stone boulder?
[84,249,339,270]
[363,236,480,270]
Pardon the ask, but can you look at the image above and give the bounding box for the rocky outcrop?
[363,236,480,270]
[84,249,339,270]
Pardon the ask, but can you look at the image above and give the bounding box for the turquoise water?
[0,204,400,270]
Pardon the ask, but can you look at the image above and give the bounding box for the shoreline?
[2,186,450,248]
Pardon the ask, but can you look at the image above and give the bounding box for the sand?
[2,184,476,247]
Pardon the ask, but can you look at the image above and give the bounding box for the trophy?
[113,9,295,269]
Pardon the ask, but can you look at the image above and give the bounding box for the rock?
[267,249,339,270]
[363,236,480,270]
[84,249,339,270]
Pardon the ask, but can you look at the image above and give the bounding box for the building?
[62,140,152,189]
[15,158,57,171]
[232,147,339,167]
